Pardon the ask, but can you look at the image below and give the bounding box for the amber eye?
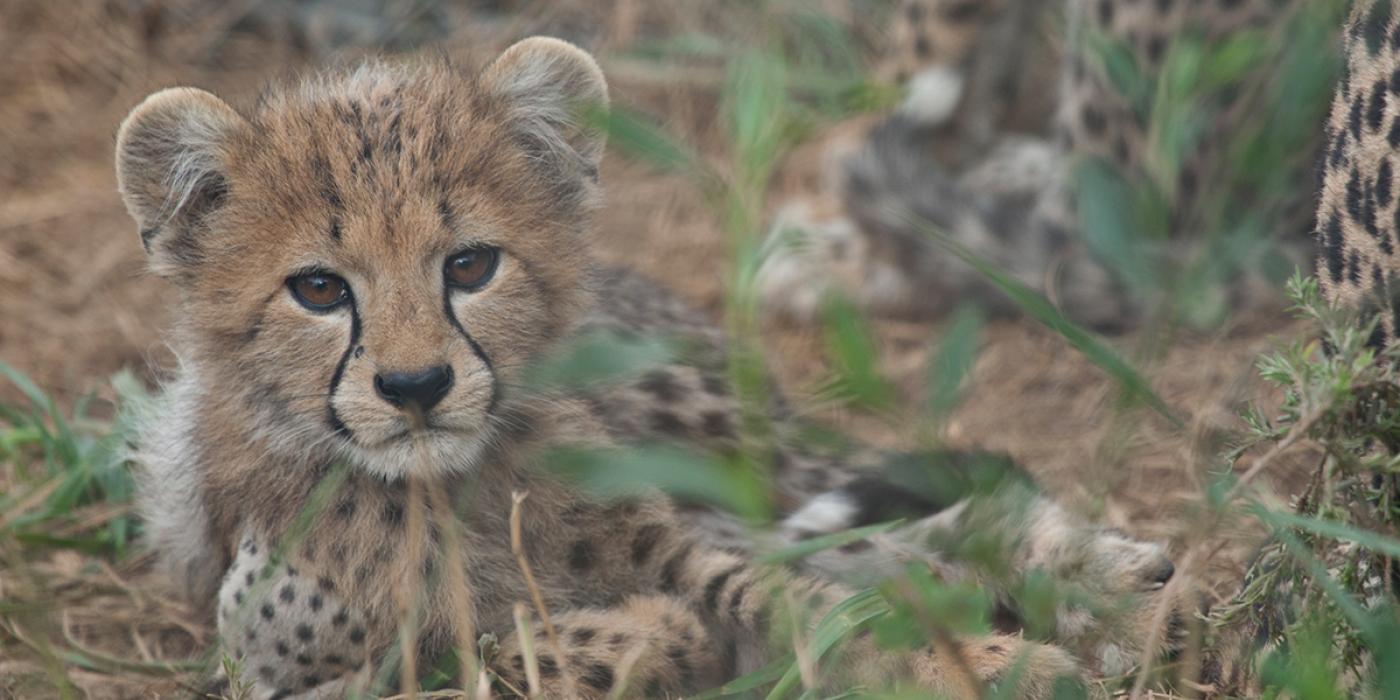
[288,272,350,311]
[444,247,500,291]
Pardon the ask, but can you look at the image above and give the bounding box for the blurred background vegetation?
[6,0,1400,698]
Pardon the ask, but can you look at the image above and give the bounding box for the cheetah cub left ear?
[483,36,610,178]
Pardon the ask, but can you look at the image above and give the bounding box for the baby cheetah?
[116,37,1178,698]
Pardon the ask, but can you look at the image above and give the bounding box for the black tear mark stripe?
[441,292,501,415]
[327,299,362,439]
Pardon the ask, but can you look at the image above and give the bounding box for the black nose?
[374,365,453,412]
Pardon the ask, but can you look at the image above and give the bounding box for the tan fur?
[115,37,1167,699]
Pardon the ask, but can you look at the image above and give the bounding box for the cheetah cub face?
[116,39,609,478]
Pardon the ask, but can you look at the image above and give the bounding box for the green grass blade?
[896,210,1181,428]
[758,521,902,566]
[926,304,983,423]
[1253,504,1400,560]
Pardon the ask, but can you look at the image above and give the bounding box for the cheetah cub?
[117,38,1177,698]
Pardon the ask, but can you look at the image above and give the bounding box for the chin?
[340,426,495,480]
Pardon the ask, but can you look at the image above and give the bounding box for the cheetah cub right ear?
[483,36,610,180]
[115,87,247,278]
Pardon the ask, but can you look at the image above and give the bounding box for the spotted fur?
[118,37,1179,699]
[1316,0,1400,348]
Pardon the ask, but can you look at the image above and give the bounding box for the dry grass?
[0,1,1319,697]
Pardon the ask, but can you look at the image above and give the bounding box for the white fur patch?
[780,492,858,537]
[900,64,965,127]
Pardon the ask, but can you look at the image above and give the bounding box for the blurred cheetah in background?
[760,0,1327,330]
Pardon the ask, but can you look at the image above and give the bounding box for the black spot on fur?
[332,608,349,626]
[311,154,343,212]
[296,624,314,642]
[280,585,295,603]
[659,543,693,593]
[1348,168,1365,222]
[1096,0,1114,26]
[438,199,456,232]
[261,604,275,621]
[1370,81,1389,132]
[667,645,694,686]
[700,373,729,396]
[648,410,687,436]
[1147,36,1166,64]
[705,565,744,613]
[350,627,366,644]
[537,655,558,677]
[913,34,931,57]
[295,653,312,666]
[728,579,752,623]
[1324,215,1345,283]
[382,501,404,527]
[631,524,665,565]
[310,594,323,612]
[568,540,594,571]
[583,664,614,691]
[1365,0,1394,56]
[275,640,289,656]
[637,370,683,402]
[1380,160,1394,207]
[572,627,596,645]
[701,411,735,439]
[1081,105,1107,136]
[942,0,978,22]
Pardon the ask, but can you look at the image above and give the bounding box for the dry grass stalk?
[607,640,648,700]
[508,490,575,697]
[397,475,429,699]
[1129,405,1328,698]
[511,602,541,697]
[427,484,480,697]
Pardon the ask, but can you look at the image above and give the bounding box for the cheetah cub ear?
[483,36,609,177]
[115,87,246,276]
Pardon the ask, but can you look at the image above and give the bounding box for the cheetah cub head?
[116,39,608,478]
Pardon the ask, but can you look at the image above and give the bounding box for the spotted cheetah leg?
[632,528,1085,698]
[493,595,721,699]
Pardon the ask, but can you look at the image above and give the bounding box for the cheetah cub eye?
[444,246,500,291]
[287,271,350,312]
